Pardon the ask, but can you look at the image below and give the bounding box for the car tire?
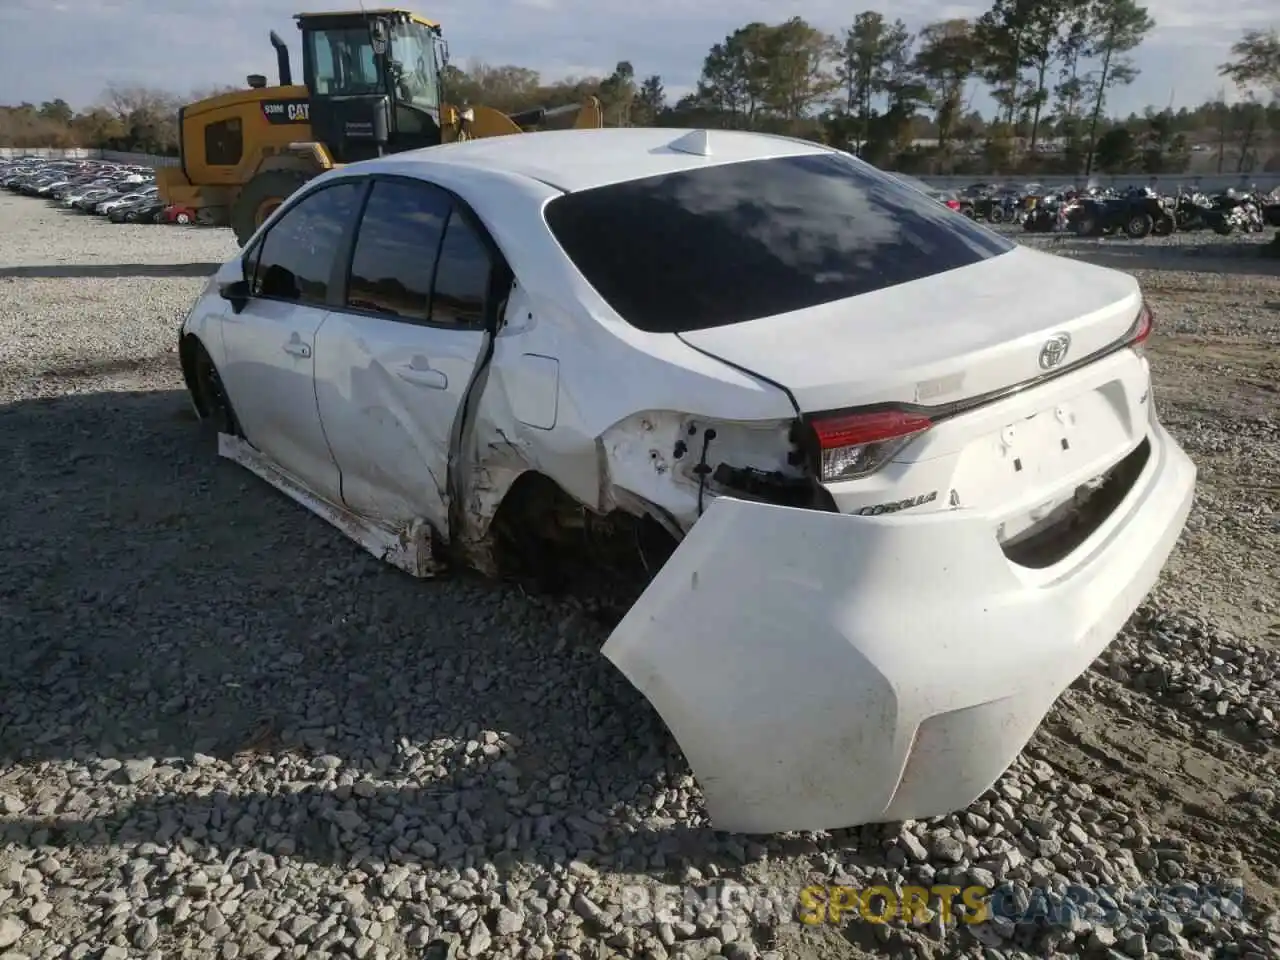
[189,339,239,437]
[989,206,1005,223]
[1152,215,1174,236]
[176,212,192,225]
[1125,213,1153,239]
[1074,215,1097,237]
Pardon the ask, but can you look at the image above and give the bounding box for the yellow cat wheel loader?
[157,8,603,245]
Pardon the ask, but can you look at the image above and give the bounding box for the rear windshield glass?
[543,152,1014,333]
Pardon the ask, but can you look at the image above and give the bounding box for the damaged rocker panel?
[219,433,441,577]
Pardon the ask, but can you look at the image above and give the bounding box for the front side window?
[387,20,441,111]
[346,180,451,321]
[544,152,1016,333]
[250,181,363,305]
[310,28,381,96]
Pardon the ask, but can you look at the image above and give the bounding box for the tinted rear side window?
[430,212,493,329]
[346,179,451,321]
[543,152,1014,333]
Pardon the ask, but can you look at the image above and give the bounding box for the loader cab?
[296,9,447,163]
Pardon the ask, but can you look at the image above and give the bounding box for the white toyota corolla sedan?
[179,127,1196,834]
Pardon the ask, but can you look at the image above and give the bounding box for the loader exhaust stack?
[269,30,293,86]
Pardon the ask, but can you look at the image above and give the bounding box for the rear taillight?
[1129,301,1153,355]
[810,409,932,482]
[945,199,961,210]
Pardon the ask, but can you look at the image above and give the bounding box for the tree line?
[2,12,1277,177]
[0,85,235,158]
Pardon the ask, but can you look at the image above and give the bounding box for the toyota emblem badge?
[1038,333,1071,370]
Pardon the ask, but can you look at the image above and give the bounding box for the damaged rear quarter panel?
[599,413,803,530]
[456,286,800,545]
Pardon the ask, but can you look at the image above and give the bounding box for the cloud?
[0,0,1270,113]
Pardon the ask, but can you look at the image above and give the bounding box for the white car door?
[218,180,365,505]
[313,177,500,533]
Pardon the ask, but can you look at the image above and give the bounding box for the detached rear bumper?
[603,423,1195,834]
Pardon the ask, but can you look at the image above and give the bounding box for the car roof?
[354,127,832,193]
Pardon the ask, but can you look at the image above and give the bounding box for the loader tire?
[231,169,314,247]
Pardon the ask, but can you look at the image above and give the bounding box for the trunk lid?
[675,246,1156,552]
[676,245,1142,413]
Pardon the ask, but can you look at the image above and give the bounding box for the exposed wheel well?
[487,470,679,603]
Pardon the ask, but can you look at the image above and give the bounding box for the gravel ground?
[0,195,1277,960]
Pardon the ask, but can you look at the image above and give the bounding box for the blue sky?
[0,0,1274,116]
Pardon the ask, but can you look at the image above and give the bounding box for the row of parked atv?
[1027,187,1279,239]
[958,183,1280,239]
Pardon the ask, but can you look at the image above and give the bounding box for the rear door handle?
[395,363,447,390]
[282,341,311,358]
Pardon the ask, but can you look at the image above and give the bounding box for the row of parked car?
[0,157,197,225]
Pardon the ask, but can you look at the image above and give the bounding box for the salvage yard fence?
[4,145,1277,193]
[0,147,180,167]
